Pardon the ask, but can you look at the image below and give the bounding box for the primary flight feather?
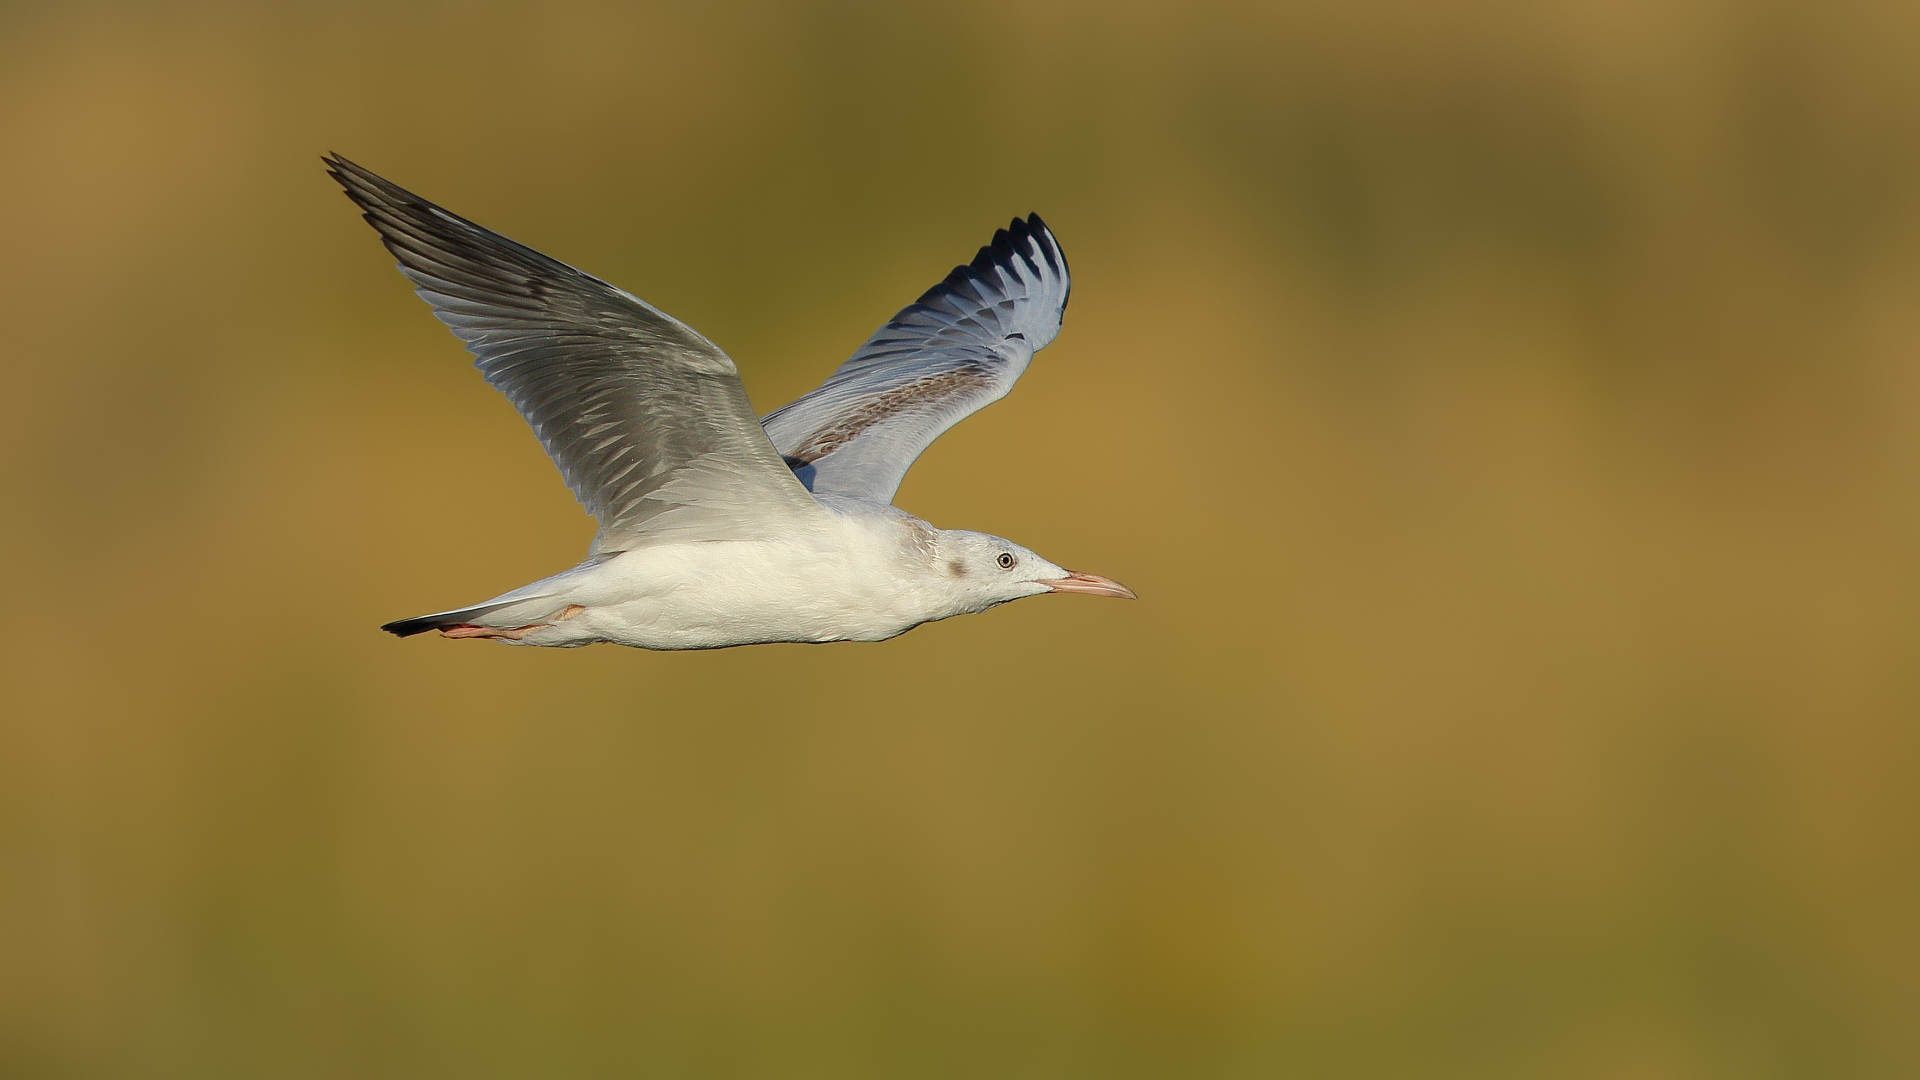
[329,153,1132,649]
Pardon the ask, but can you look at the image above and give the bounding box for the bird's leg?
[440,624,525,640]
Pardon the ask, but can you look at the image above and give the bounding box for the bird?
[327,153,1134,650]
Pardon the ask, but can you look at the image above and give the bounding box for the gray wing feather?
[761,215,1069,504]
[327,154,822,553]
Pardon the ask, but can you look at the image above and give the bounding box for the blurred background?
[3,0,1919,1076]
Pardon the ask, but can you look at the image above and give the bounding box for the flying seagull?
[327,154,1133,649]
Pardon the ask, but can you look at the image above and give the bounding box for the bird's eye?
[997,552,1016,569]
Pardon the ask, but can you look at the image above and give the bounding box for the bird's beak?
[1038,571,1137,599]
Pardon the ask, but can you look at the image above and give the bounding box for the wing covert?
[327,154,822,552]
[760,214,1070,504]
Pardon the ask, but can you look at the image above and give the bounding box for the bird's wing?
[327,154,824,554]
[760,214,1069,504]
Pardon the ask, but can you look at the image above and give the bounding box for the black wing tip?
[381,615,446,638]
[322,153,555,283]
[324,154,439,222]
[1018,213,1068,284]
[964,212,1065,277]
[322,151,387,198]
[913,212,1070,311]
[322,153,462,230]
[1022,213,1069,308]
[1002,213,1055,251]
[322,152,415,228]
[321,152,359,195]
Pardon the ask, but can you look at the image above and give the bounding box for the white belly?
[513,521,950,650]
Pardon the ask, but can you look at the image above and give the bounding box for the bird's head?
[932,529,1135,613]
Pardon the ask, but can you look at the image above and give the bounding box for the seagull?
[327,154,1134,650]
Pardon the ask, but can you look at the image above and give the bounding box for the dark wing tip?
[1019,213,1062,266]
[322,151,400,208]
[380,614,446,638]
[1025,213,1070,312]
[921,213,1069,311]
[323,152,418,233]
[323,152,583,310]
[321,152,468,238]
[1018,213,1068,295]
[325,156,454,236]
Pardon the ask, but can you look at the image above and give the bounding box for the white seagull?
[328,154,1134,650]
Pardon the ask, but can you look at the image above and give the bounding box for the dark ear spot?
[948,560,967,578]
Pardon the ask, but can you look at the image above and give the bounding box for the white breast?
[524,508,959,649]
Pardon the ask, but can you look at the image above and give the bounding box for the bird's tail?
[379,554,615,638]
[380,599,531,638]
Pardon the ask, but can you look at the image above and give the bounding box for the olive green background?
[4,1,1918,1076]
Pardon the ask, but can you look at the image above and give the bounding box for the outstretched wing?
[328,154,823,553]
[760,214,1070,504]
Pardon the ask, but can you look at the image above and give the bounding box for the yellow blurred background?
[4,1,1919,1075]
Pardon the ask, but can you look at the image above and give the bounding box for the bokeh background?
[4,1,1919,1076]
